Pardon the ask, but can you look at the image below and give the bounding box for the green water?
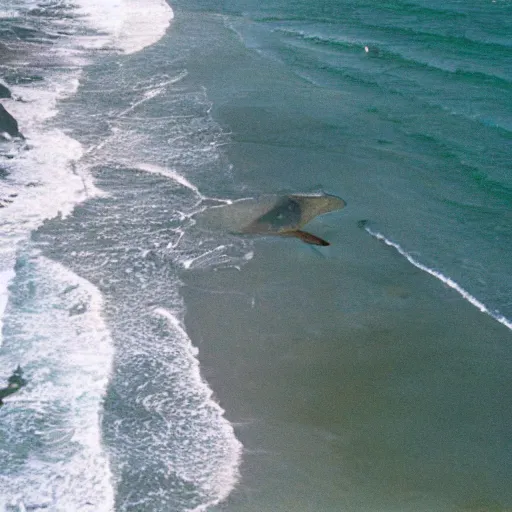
[165,2,512,510]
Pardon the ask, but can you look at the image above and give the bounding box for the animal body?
[198,193,346,245]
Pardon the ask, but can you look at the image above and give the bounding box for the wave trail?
[363,224,512,332]
[135,162,203,197]
[134,163,233,213]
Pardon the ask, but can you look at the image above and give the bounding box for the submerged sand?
[182,222,512,512]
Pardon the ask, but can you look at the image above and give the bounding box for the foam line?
[182,245,229,270]
[133,164,233,210]
[154,307,189,340]
[0,268,15,347]
[364,225,512,332]
[135,163,203,196]
[117,72,187,118]
[115,0,174,55]
[152,306,242,510]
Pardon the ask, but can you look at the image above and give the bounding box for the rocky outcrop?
[0,103,23,138]
[0,366,27,406]
[0,83,11,99]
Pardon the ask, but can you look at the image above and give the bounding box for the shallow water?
[171,2,512,510]
[1,0,511,510]
[183,226,512,511]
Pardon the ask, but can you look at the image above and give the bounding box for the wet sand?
[182,223,512,512]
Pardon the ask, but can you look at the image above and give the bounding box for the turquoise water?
[176,0,512,319]
[1,0,511,510]
[169,1,512,510]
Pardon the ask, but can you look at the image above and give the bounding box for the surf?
[0,1,176,510]
[0,254,114,511]
[363,223,512,332]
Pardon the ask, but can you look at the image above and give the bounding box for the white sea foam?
[153,307,242,512]
[136,162,203,197]
[117,72,188,118]
[74,0,174,55]
[114,0,174,55]
[0,268,15,348]
[364,226,512,332]
[0,254,114,511]
[134,162,234,219]
[182,245,235,270]
[0,9,18,18]
[0,4,119,506]
[0,1,176,509]
[0,71,102,344]
[0,0,174,332]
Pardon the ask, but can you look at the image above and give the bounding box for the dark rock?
[0,103,23,138]
[0,366,28,406]
[0,83,11,99]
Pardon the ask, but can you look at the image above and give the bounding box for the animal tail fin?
[285,230,330,246]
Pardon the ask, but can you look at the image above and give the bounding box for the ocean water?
[0,0,511,511]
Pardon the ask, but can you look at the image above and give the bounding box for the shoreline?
[182,224,512,511]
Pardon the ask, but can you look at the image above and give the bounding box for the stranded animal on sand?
[197,193,346,245]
